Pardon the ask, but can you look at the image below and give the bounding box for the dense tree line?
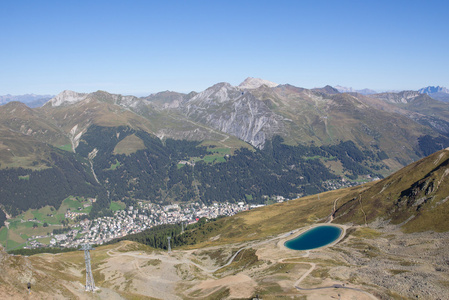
[0,209,6,227]
[321,141,373,177]
[107,217,222,249]
[53,226,72,235]
[0,148,104,218]
[83,129,345,205]
[418,135,449,156]
[109,223,183,249]
[8,246,78,256]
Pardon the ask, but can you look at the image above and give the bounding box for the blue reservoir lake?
[284,225,342,250]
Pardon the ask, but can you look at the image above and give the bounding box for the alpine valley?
[2,78,449,222]
[1,78,449,299]
[0,126,449,299]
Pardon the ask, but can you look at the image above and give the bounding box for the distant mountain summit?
[238,77,279,89]
[0,94,53,107]
[312,85,340,94]
[419,86,449,94]
[418,86,449,102]
[47,90,88,107]
[334,85,377,95]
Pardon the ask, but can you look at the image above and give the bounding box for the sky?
[1,0,448,95]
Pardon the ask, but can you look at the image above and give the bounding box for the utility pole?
[80,243,96,292]
[167,236,171,253]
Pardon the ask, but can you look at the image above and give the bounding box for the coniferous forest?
[0,124,398,221]
[106,217,223,250]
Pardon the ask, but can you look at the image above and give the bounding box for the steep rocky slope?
[180,82,285,148]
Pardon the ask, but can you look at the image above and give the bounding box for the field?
[107,159,121,170]
[0,226,7,242]
[56,143,73,152]
[110,201,126,211]
[185,146,233,165]
[0,196,93,251]
[113,134,146,155]
[199,137,253,152]
[57,196,92,215]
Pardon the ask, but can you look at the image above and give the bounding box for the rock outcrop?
[371,90,420,103]
[182,82,285,148]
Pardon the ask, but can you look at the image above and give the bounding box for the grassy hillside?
[172,186,360,249]
[334,148,449,232]
[0,102,69,148]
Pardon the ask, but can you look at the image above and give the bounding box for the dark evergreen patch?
[107,217,222,249]
[8,247,78,256]
[321,141,372,176]
[418,135,449,157]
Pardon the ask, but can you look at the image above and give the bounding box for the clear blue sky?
[1,0,448,95]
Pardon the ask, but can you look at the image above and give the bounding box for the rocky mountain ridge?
[419,85,449,94]
[180,82,285,148]
[370,90,421,103]
[2,78,449,206]
[334,147,449,232]
[34,78,449,162]
[418,85,449,102]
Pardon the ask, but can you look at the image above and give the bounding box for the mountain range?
[335,84,449,103]
[2,78,449,222]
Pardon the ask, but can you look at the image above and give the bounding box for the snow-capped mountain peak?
[238,77,279,89]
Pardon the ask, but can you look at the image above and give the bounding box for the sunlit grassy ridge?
[177,187,360,249]
[334,148,449,232]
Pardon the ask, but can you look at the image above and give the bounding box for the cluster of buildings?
[322,177,379,191]
[27,200,270,249]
